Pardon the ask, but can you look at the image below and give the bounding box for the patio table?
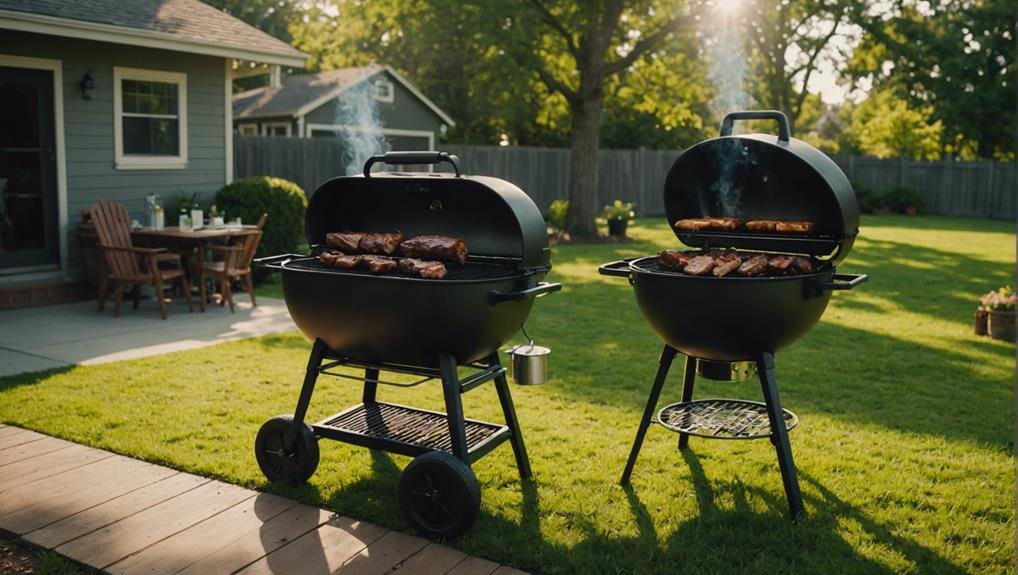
[132,225,260,312]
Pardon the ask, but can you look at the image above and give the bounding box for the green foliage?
[601,200,635,222]
[203,0,297,42]
[547,199,569,230]
[854,186,887,215]
[847,89,943,160]
[215,177,308,262]
[164,192,212,227]
[883,185,925,214]
[980,285,1015,311]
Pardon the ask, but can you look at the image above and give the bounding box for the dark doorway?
[0,65,59,271]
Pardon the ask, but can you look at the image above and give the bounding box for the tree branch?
[793,20,841,118]
[534,63,580,104]
[527,0,581,62]
[601,14,691,77]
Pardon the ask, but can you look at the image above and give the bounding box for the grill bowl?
[625,256,834,361]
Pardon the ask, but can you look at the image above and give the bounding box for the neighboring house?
[0,0,306,297]
[232,65,455,151]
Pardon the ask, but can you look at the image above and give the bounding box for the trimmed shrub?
[855,186,887,215]
[215,176,308,265]
[884,185,925,214]
[547,199,569,230]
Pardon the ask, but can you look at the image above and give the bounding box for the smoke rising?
[705,9,749,122]
[710,139,749,216]
[333,80,389,176]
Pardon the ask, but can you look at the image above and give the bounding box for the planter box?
[975,308,988,336]
[987,309,1015,342]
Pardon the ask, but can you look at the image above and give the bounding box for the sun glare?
[714,0,743,13]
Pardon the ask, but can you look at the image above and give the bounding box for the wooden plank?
[336,529,428,574]
[177,504,331,575]
[0,444,112,493]
[57,479,253,569]
[25,472,208,549]
[107,492,296,575]
[446,555,501,575]
[235,515,388,575]
[0,456,178,535]
[388,542,468,575]
[0,427,47,449]
[0,436,73,467]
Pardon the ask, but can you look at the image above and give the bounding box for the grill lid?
[305,152,550,268]
[664,110,859,265]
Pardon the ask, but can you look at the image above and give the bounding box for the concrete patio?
[0,296,297,377]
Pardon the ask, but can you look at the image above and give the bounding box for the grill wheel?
[255,415,320,485]
[398,451,480,539]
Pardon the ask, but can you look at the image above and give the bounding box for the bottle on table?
[179,208,190,229]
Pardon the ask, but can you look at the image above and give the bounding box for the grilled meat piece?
[399,235,468,264]
[659,250,694,271]
[358,233,405,255]
[359,255,398,273]
[706,217,745,231]
[745,220,779,232]
[319,251,342,266]
[325,232,365,252]
[737,254,769,276]
[683,255,717,276]
[790,256,815,274]
[712,258,742,277]
[397,258,424,274]
[674,218,712,231]
[419,262,448,279]
[333,255,362,269]
[767,255,794,273]
[774,220,814,233]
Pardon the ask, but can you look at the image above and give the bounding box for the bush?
[547,199,569,230]
[884,186,925,214]
[855,186,886,215]
[164,192,210,226]
[215,176,308,266]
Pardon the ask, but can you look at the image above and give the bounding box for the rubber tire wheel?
[255,415,320,485]
[398,451,480,539]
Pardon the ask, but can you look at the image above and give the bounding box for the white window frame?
[261,121,291,137]
[372,78,394,103]
[239,123,258,137]
[114,66,187,170]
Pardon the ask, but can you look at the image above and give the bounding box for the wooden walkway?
[0,425,527,575]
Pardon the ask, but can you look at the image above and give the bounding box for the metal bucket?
[509,343,550,385]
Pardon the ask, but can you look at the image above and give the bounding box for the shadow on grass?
[0,365,76,392]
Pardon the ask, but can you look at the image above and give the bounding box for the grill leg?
[438,353,470,463]
[362,367,379,404]
[757,351,805,521]
[491,355,532,479]
[621,345,677,485]
[677,356,697,450]
[286,338,327,449]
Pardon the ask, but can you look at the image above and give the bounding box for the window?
[239,123,258,137]
[261,122,291,137]
[372,78,394,103]
[114,67,187,169]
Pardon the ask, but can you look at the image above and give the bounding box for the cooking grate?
[284,255,523,281]
[657,399,797,439]
[318,402,504,453]
[633,256,829,277]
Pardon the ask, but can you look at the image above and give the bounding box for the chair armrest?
[207,245,244,253]
[97,244,168,255]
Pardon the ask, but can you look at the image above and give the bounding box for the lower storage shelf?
[657,398,797,440]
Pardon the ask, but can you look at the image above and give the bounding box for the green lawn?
[1,214,1014,574]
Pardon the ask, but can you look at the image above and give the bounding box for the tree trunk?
[564,94,604,236]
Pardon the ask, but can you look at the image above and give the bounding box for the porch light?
[80,71,96,100]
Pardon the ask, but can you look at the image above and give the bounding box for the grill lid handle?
[363,151,461,177]
[719,110,791,143]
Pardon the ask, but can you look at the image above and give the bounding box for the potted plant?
[980,286,1016,342]
[885,186,925,216]
[602,200,635,237]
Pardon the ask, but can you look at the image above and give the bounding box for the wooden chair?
[90,200,193,320]
[202,230,262,313]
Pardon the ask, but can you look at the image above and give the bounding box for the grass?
[1,214,1014,574]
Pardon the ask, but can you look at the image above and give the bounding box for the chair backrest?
[226,230,263,274]
[89,200,141,279]
[255,213,268,230]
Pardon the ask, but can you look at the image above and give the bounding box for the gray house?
[232,65,454,151]
[0,0,306,301]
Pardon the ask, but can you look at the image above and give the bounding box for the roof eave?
[0,9,308,68]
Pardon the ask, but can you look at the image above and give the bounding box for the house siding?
[0,30,227,274]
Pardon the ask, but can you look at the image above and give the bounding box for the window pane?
[123,116,179,155]
[121,79,178,115]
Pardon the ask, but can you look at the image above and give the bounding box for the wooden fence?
[234,136,1016,219]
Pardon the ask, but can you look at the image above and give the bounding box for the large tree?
[204,0,297,42]
[502,1,694,236]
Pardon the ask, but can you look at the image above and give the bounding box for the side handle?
[598,259,635,278]
[489,282,562,305]
[809,273,867,298]
[720,110,791,142]
[363,151,461,177]
[253,253,299,271]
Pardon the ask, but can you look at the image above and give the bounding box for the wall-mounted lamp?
[79,71,96,100]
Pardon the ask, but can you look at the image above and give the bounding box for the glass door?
[0,65,59,271]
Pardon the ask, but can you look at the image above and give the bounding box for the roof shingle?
[233,65,381,119]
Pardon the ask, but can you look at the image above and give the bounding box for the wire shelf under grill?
[657,399,797,439]
[315,402,507,456]
[283,255,525,281]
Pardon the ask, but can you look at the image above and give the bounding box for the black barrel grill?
[600,111,867,520]
[255,152,560,538]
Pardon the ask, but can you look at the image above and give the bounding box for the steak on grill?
[398,258,449,279]
[359,233,405,255]
[326,232,366,252]
[400,235,468,264]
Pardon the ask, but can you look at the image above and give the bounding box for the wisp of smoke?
[333,81,389,176]
[710,139,749,216]
[705,9,749,122]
